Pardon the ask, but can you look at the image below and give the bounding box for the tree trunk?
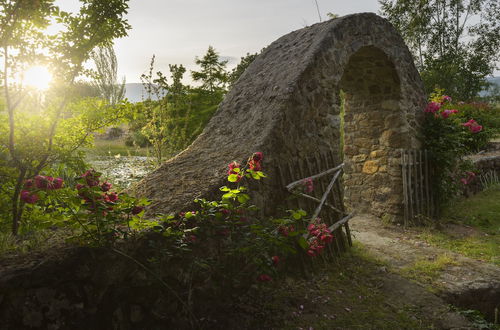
[11,169,26,236]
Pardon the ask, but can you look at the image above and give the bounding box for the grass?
[400,254,459,285]
[418,185,500,265]
[87,138,152,157]
[232,244,439,329]
[0,229,66,257]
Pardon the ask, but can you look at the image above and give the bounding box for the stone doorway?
[340,46,405,218]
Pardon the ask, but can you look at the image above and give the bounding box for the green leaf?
[222,193,234,200]
[228,174,239,182]
[298,236,309,250]
[237,193,250,204]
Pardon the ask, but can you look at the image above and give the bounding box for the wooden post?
[401,150,408,226]
[408,150,414,222]
[412,149,419,218]
[418,150,424,218]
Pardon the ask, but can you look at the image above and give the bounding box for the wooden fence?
[401,149,434,225]
[275,150,353,259]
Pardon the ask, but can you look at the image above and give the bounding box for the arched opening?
[339,46,404,218]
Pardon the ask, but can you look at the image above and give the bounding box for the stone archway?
[134,13,426,220]
[340,46,405,217]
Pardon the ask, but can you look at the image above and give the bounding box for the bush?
[421,90,494,214]
[18,153,338,307]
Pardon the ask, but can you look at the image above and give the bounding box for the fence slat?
[401,149,433,223]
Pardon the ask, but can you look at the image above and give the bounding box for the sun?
[23,66,52,90]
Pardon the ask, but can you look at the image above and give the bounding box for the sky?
[57,0,381,83]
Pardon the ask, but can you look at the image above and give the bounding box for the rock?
[362,160,379,174]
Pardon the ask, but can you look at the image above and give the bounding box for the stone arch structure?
[134,13,426,219]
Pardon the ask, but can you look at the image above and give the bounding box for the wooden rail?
[276,150,352,259]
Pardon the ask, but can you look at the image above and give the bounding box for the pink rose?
[462,119,482,133]
[302,177,314,193]
[441,109,458,119]
[424,102,441,113]
[441,95,452,104]
[20,190,39,204]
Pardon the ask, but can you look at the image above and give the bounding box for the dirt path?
[350,214,500,327]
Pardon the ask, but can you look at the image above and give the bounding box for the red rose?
[257,274,272,282]
[101,182,112,192]
[227,161,241,176]
[34,175,49,189]
[248,159,261,171]
[52,177,64,189]
[20,190,39,204]
[131,206,144,215]
[105,192,119,203]
[272,256,280,266]
[252,152,263,162]
[24,179,34,189]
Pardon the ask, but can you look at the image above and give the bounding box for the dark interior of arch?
[339,46,404,217]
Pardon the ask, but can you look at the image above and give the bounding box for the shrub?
[421,90,494,214]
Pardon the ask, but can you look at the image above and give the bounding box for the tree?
[0,0,131,235]
[228,52,258,87]
[379,0,500,100]
[91,45,125,106]
[191,46,229,93]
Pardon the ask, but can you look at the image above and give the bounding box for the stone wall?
[134,13,426,220]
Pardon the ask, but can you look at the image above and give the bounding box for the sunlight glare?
[24,66,52,90]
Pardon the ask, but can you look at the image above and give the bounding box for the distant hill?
[124,83,161,103]
[480,76,500,97]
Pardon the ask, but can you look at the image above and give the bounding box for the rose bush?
[421,89,494,214]
[15,152,342,324]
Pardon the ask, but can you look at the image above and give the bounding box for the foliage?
[0,0,131,234]
[191,45,229,93]
[228,52,258,87]
[127,47,232,163]
[420,90,493,213]
[136,56,196,165]
[90,45,126,106]
[14,152,342,324]
[379,0,500,100]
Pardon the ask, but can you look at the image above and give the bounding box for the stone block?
[352,154,368,162]
[370,149,388,158]
[362,160,379,174]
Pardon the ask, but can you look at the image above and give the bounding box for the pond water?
[87,155,156,188]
